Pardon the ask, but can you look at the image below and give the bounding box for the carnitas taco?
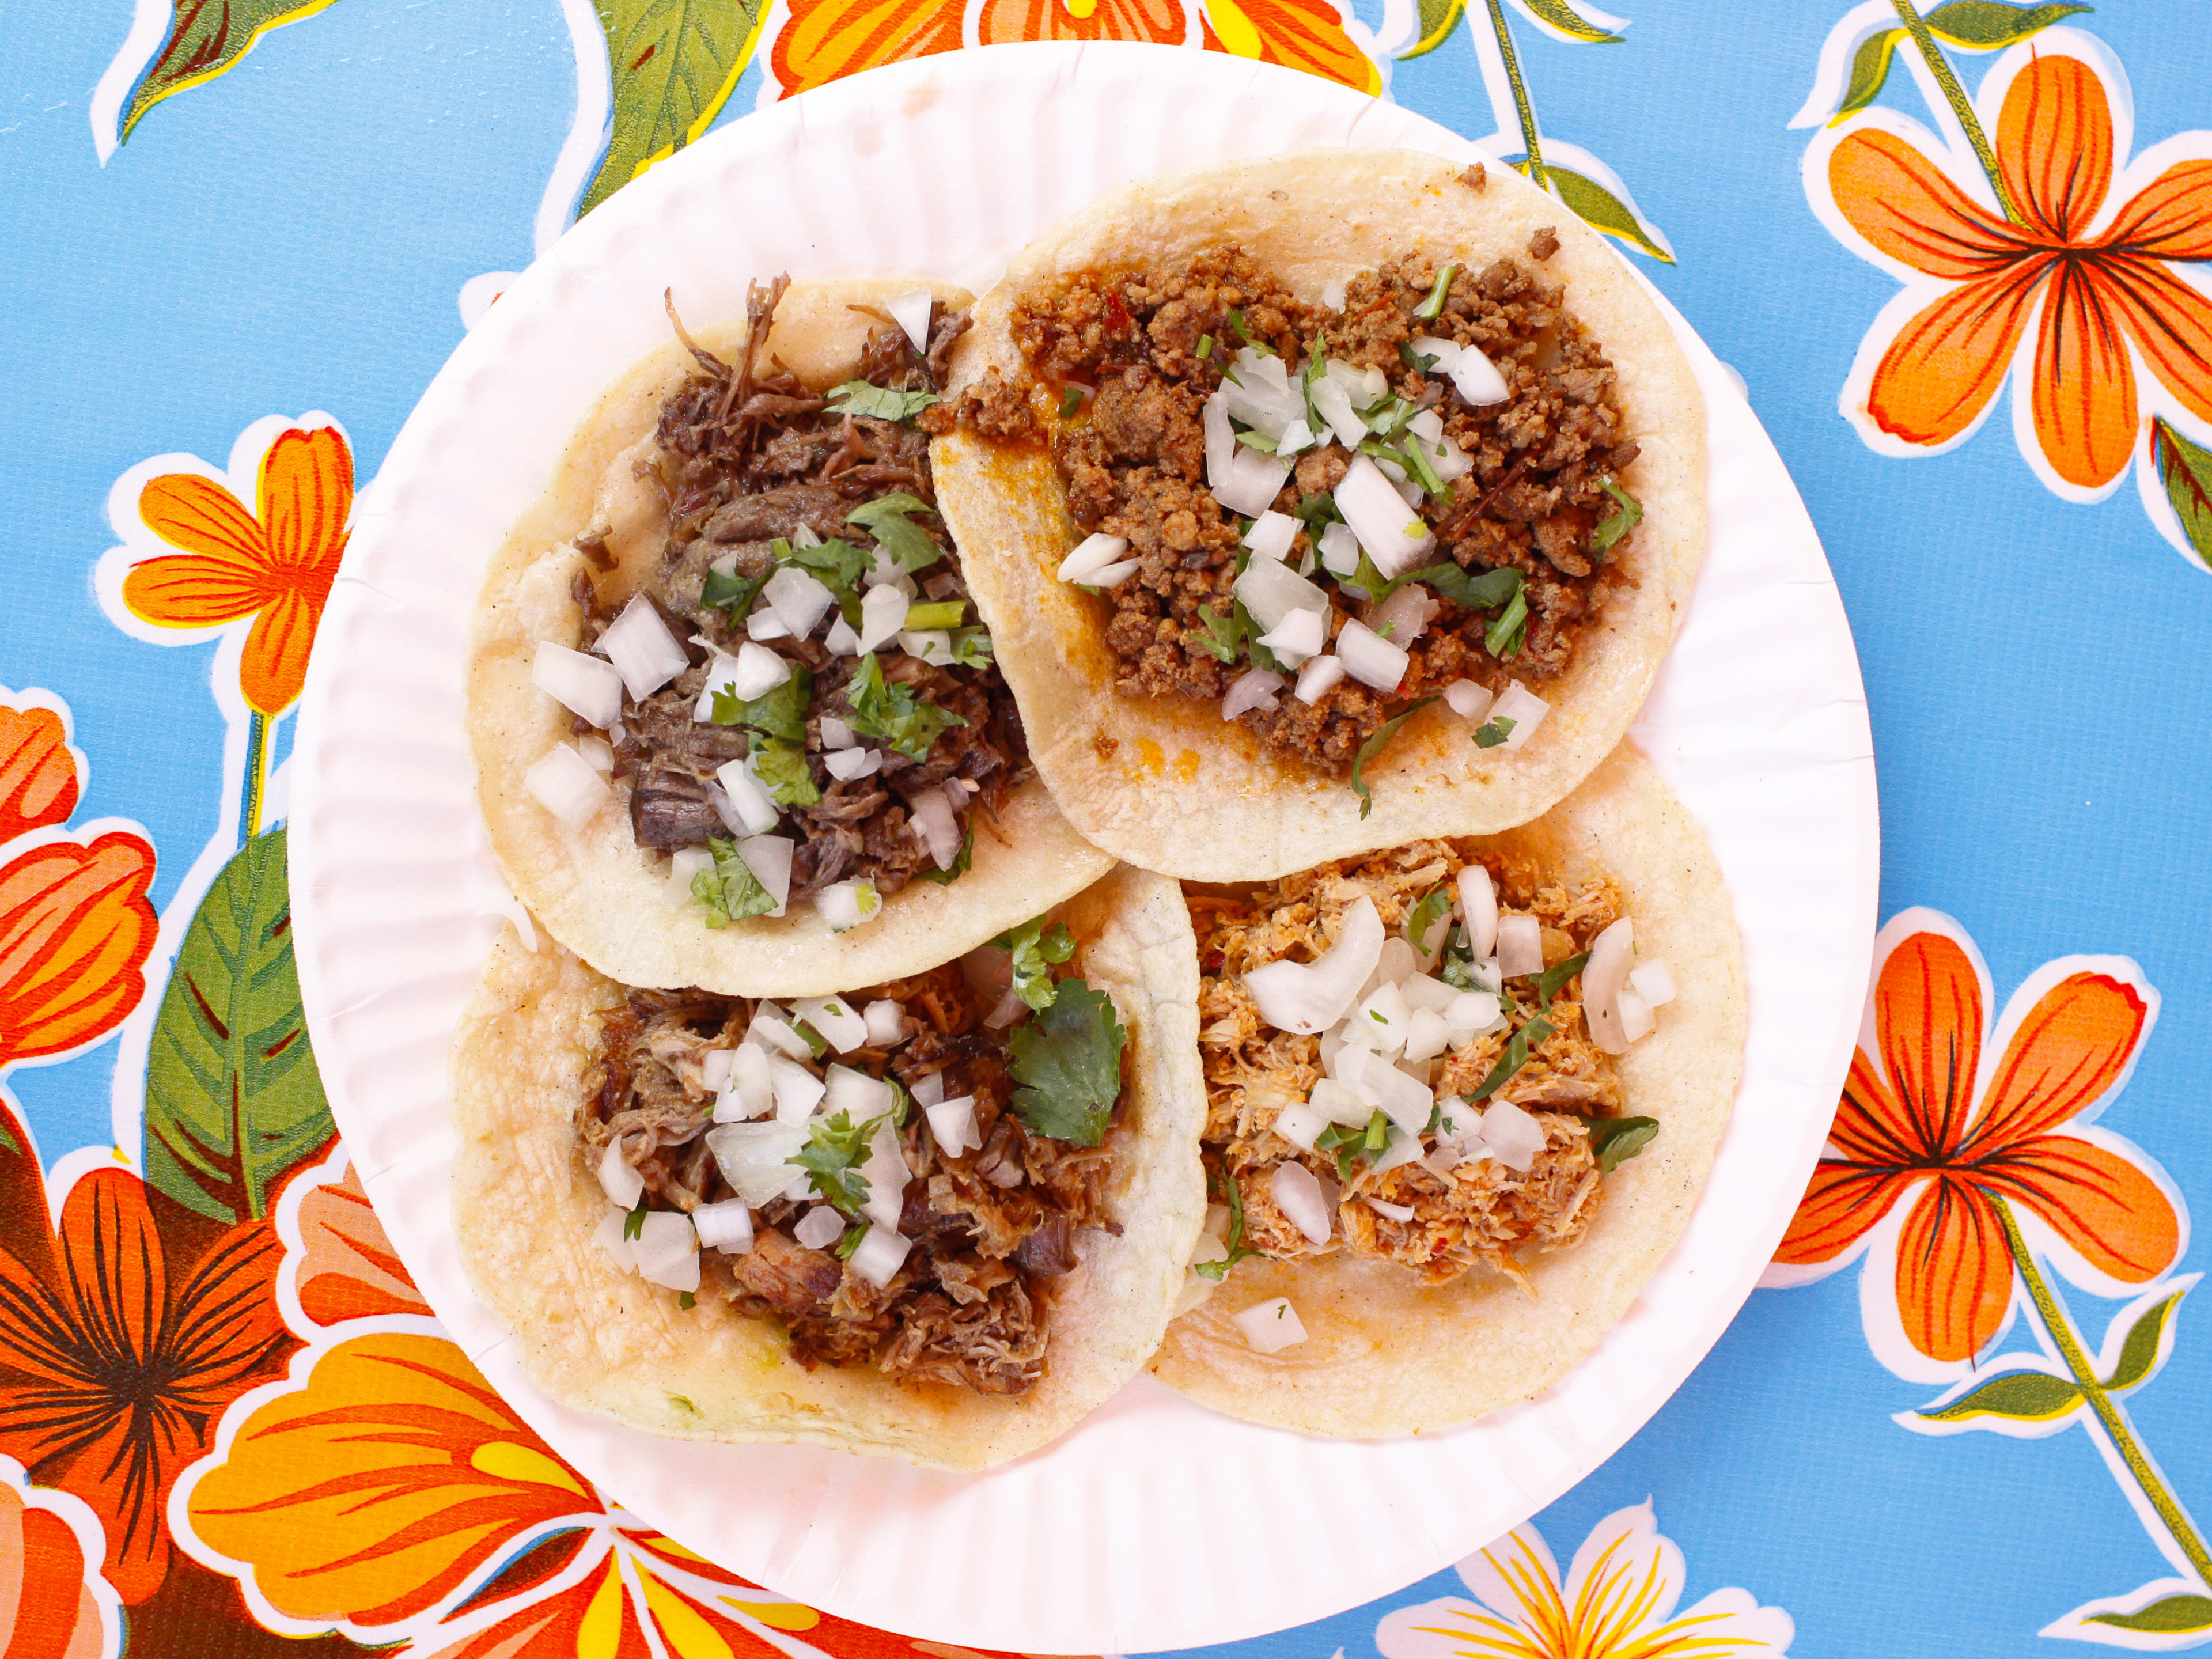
[469,276,1112,997]
[929,150,1705,880]
[1151,748,1743,1437]
[450,865,1204,1468]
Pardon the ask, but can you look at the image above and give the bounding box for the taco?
[1150,747,1743,1437]
[927,150,1705,880]
[450,864,1205,1469]
[469,276,1112,997]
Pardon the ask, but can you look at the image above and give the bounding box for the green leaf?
[1515,0,1624,44]
[785,537,870,593]
[946,626,995,669]
[919,821,974,885]
[1194,1171,1263,1279]
[1472,1014,1554,1100]
[1006,979,1125,1147]
[828,382,940,424]
[749,738,819,808]
[1532,950,1591,1008]
[794,1109,881,1217]
[1916,1369,2085,1425]
[2105,1286,2187,1391]
[903,600,966,631]
[1586,1115,1659,1171]
[1836,28,1906,123]
[1191,604,1244,664]
[623,1193,650,1241]
[1399,0,1466,59]
[2150,416,2212,571]
[2088,1595,2212,1635]
[1352,697,1438,820]
[1544,166,1675,264]
[845,653,965,760]
[1592,480,1642,554]
[1386,562,1522,613]
[1406,888,1453,956]
[119,0,343,143]
[696,837,775,927]
[143,829,331,1224]
[990,918,1077,1012]
[702,565,767,615]
[1474,715,1518,749]
[1236,600,1283,672]
[1414,264,1457,321]
[1926,1,2092,49]
[846,493,943,571]
[581,0,766,218]
[1484,585,1529,658]
[710,664,812,743]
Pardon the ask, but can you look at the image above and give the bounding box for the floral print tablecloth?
[2,0,2209,1654]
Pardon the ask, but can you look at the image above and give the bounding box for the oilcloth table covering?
[1,1,2209,1655]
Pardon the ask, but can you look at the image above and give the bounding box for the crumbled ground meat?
[582,964,1123,1394]
[1187,840,1625,1289]
[572,278,1032,902]
[960,245,1641,776]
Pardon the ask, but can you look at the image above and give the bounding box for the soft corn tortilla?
[932,151,1706,881]
[451,864,1207,1469]
[1150,746,1744,1437]
[468,278,1114,997]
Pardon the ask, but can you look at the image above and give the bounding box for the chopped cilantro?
[1423,563,1523,612]
[785,536,871,592]
[702,565,767,615]
[710,664,812,743]
[677,1292,696,1310]
[990,916,1076,1011]
[946,626,994,669]
[1225,309,1274,354]
[825,382,939,423]
[1194,1172,1263,1281]
[1472,1014,1554,1100]
[1191,604,1243,664]
[1006,978,1124,1147]
[748,737,820,808]
[1484,585,1529,659]
[794,1108,888,1217]
[1351,696,1438,820]
[1592,480,1642,554]
[791,1019,828,1059]
[835,1222,866,1258]
[695,837,776,927]
[1474,715,1517,749]
[903,599,966,631]
[1059,385,1085,419]
[1236,428,1280,453]
[1402,436,1446,497]
[1586,1115,1660,1172]
[622,1193,649,1241]
[1532,950,1591,1010]
[847,493,944,573]
[1414,264,1458,321]
[1406,887,1453,956]
[845,652,967,760]
[1441,922,1479,990]
[1400,340,1441,373]
[1236,599,1283,672]
[919,820,974,885]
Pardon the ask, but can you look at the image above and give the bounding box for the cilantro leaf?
[702,565,767,615]
[749,738,820,808]
[1406,887,1453,956]
[1592,480,1642,554]
[1236,428,1280,453]
[1474,715,1517,749]
[835,1222,866,1258]
[1440,922,1479,990]
[1532,950,1590,1010]
[1351,696,1438,820]
[1006,978,1125,1147]
[990,916,1075,1011]
[1484,584,1529,659]
[1191,604,1243,664]
[1425,563,1522,612]
[946,626,995,669]
[677,1294,696,1310]
[1399,339,1442,373]
[919,820,974,885]
[1059,385,1085,419]
[622,1193,649,1241]
[1586,1115,1659,1172]
[826,382,940,423]
[1193,1171,1263,1281]
[1234,599,1284,672]
[786,535,871,592]
[710,664,812,743]
[845,653,966,760]
[793,1109,881,1217]
[695,837,776,927]
[847,493,943,573]
[1472,1014,1554,1100]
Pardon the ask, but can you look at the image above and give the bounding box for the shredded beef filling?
[1190,840,1626,1289]
[965,236,1640,775]
[573,277,1032,903]
[582,964,1122,1393]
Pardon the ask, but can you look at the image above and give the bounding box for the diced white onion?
[1271,1161,1333,1245]
[1407,336,1463,374]
[1618,986,1657,1044]
[597,594,691,699]
[692,653,742,722]
[926,1095,979,1155]
[793,1205,846,1250]
[1276,417,1316,459]
[1343,1046,1433,1135]
[1445,679,1495,721]
[1630,960,1677,1007]
[791,527,823,548]
[1203,392,1237,488]
[769,1055,826,1123]
[824,746,882,782]
[1334,456,1435,578]
[1491,681,1551,750]
[524,743,611,828]
[715,1042,776,1121]
[1497,914,1546,978]
[1352,982,1411,1055]
[701,1048,734,1091]
[1372,1127,1426,1173]
[1213,448,1293,517]
[910,787,963,869]
[1319,279,1347,310]
[886,287,934,351]
[1271,1101,1328,1152]
[1427,431,1476,482]
[823,615,861,655]
[1336,619,1408,692]
[692,1199,755,1253]
[816,878,881,933]
[912,1070,946,1108]
[820,716,855,750]
[534,642,625,729]
[736,834,792,918]
[793,996,870,1054]
[1479,1100,1546,1172]
[577,734,613,774]
[1582,918,1638,1054]
[1058,532,1130,585]
[714,759,782,836]
[665,845,713,908]
[850,1225,914,1289]
[1309,373,1367,451]
[1368,1196,1417,1222]
[633,1211,699,1292]
[1457,864,1499,958]
[859,1118,909,1228]
[863,999,907,1047]
[1087,560,1142,589]
[1233,1296,1308,1354]
[1368,582,1438,649]
[1243,510,1299,563]
[1309,1077,1371,1127]
[1399,972,1457,1014]
[1452,344,1512,406]
[1243,895,1384,1035]
[1445,989,1503,1037]
[1233,556,1328,639]
[824,1063,892,1121]
[597,1141,644,1209]
[762,566,835,638]
[858,584,910,653]
[593,1210,637,1272]
[707,1121,809,1205]
[1402,1006,1452,1063]
[1222,666,1286,719]
[1317,521,1361,577]
[1255,608,1325,666]
[1294,654,1346,705]
[730,642,793,701]
[747,1009,810,1059]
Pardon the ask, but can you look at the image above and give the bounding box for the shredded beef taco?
[450,864,1205,1468]
[469,276,1112,997]
[1150,747,1743,1437]
[929,151,1705,880]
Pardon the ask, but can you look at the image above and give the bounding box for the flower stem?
[1484,0,1545,190]
[241,710,269,842]
[1997,1201,2212,1588]
[1888,0,2023,225]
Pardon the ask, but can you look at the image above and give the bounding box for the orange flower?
[286,1159,431,1329]
[0,834,157,1068]
[0,1471,120,1659]
[0,703,80,846]
[0,1167,290,1602]
[122,426,352,715]
[1827,52,2212,491]
[1776,916,2178,1362]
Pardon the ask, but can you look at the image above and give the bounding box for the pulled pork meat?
[1190,840,1626,1289]
[963,229,1639,775]
[581,964,1122,1393]
[573,277,1032,902]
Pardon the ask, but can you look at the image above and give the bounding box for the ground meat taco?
[1150,747,1743,1437]
[450,864,1205,1468]
[929,150,1705,880]
[468,276,1113,997]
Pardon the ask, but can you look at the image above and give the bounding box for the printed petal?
[1968,970,2149,1150]
[977,0,1184,43]
[1980,1134,2180,1284]
[137,473,265,567]
[2098,251,2212,426]
[1558,1501,1683,1634]
[0,834,158,1067]
[2029,258,2138,490]
[1203,0,1380,92]
[1775,1162,1915,1265]
[256,427,353,576]
[1377,1592,1546,1659]
[1828,1047,1918,1166]
[119,555,270,631]
[1998,52,2112,243]
[1873,929,1986,1159]
[237,584,323,715]
[1866,261,2047,450]
[0,1482,117,1659]
[770,0,967,96]
[1892,1173,2013,1362]
[291,1162,431,1328]
[1827,128,2021,279]
[0,703,81,843]
[2104,160,2212,259]
[416,1559,655,1659]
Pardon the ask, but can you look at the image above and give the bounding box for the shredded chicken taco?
[469,276,1112,997]
[450,865,1205,1468]
[929,151,1705,880]
[1150,748,1743,1437]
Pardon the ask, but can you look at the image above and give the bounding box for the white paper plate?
[289,41,1877,1654]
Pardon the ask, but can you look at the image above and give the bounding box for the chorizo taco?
[469,276,1112,997]
[450,865,1205,1469]
[927,150,1705,880]
[1151,747,1743,1437]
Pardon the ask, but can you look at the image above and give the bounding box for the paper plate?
[289,41,1877,1653]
